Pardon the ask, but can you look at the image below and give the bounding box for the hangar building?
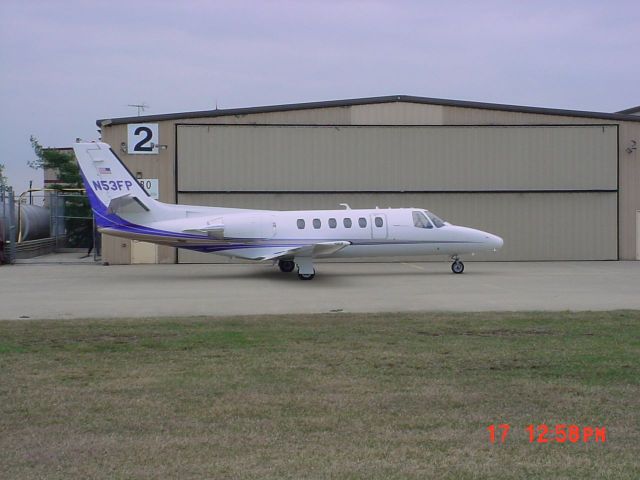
[96,95,640,265]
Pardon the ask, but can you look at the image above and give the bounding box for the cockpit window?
[425,211,446,228]
[412,211,433,229]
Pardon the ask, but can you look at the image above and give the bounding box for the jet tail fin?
[73,141,161,227]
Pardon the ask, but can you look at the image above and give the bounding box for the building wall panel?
[177,106,352,125]
[617,122,640,259]
[102,122,177,264]
[442,106,614,125]
[350,102,444,124]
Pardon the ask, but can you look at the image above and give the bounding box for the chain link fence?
[0,187,99,263]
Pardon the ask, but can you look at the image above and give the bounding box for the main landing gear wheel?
[278,260,295,273]
[298,269,316,280]
[451,260,465,274]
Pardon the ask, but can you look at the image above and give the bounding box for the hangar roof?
[617,105,640,115]
[97,95,640,126]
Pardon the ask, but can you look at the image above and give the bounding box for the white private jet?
[73,141,503,279]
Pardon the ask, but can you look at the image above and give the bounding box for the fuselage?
[100,206,504,260]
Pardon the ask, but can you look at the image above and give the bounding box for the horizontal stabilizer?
[107,194,150,214]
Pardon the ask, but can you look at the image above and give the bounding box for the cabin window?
[412,211,433,229]
[297,219,305,229]
[343,218,352,228]
[313,218,321,229]
[426,211,446,228]
[374,217,384,228]
[358,217,367,228]
[329,218,337,228]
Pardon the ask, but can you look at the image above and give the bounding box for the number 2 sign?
[127,123,159,154]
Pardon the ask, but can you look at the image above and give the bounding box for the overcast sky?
[1,0,638,193]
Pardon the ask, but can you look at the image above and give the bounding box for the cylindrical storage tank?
[19,205,50,241]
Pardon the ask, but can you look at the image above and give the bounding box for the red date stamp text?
[487,424,606,444]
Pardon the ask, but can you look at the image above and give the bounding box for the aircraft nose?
[487,234,504,250]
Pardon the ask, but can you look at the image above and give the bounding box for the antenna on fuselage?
[339,203,351,210]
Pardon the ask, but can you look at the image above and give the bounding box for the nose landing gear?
[295,256,316,280]
[277,256,316,280]
[451,256,465,274]
[298,270,316,280]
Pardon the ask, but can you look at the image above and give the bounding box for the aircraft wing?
[241,241,351,261]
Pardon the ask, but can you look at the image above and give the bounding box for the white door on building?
[131,240,158,264]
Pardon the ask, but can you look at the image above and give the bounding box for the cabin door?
[370,213,388,240]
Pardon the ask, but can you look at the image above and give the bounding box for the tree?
[29,136,92,248]
[29,136,83,187]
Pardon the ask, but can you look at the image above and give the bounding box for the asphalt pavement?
[1,260,639,320]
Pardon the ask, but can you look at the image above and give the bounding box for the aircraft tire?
[451,260,464,274]
[298,270,315,280]
[279,260,295,273]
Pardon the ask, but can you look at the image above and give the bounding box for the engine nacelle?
[222,214,276,239]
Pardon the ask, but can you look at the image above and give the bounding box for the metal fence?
[0,187,100,263]
[47,191,99,260]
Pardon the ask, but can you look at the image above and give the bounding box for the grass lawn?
[1,311,639,479]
